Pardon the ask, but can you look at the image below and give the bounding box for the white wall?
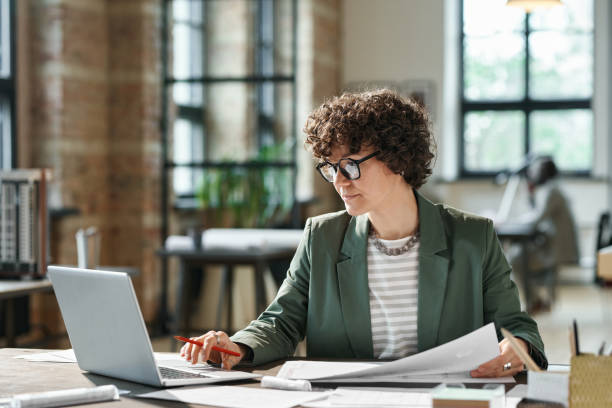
[341,0,611,260]
[342,0,448,178]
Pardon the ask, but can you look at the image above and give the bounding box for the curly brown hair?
[303,89,435,189]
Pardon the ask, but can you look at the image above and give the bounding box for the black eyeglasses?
[316,151,380,183]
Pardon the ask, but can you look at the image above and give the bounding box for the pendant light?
[506,0,563,13]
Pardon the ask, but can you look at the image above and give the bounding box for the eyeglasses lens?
[319,164,336,182]
[340,160,359,179]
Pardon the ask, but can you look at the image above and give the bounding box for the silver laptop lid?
[48,266,163,386]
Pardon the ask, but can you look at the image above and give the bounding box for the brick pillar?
[107,0,161,321]
[28,0,111,341]
[24,0,162,343]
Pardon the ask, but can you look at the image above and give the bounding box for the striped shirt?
[367,235,419,359]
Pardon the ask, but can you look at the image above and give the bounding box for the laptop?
[48,266,260,387]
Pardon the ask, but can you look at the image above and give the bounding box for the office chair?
[595,211,612,284]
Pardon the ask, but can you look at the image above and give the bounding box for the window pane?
[464,34,525,100]
[172,0,202,23]
[0,0,10,78]
[173,83,203,107]
[530,109,592,171]
[463,0,524,36]
[0,97,11,169]
[274,0,295,76]
[529,32,592,100]
[529,0,593,32]
[172,23,204,79]
[205,82,294,161]
[464,111,525,172]
[172,117,204,195]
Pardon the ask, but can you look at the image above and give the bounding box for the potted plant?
[196,142,294,228]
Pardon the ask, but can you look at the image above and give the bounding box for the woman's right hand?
[179,330,245,370]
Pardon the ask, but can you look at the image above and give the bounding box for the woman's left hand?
[470,337,528,378]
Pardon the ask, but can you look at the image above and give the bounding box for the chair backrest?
[596,211,612,252]
[75,227,100,269]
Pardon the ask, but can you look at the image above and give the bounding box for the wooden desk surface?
[0,348,280,407]
[1,348,527,407]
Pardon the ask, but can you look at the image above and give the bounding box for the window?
[0,0,15,170]
[161,0,297,228]
[460,0,593,176]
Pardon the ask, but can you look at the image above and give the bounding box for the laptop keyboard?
[159,366,212,379]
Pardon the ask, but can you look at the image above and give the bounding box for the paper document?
[137,386,330,408]
[301,388,431,408]
[14,349,77,363]
[312,372,514,384]
[279,323,502,381]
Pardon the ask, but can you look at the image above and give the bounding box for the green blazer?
[231,191,547,367]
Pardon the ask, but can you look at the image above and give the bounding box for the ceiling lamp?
[506,0,563,13]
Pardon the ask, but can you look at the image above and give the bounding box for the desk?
[0,279,53,347]
[157,247,296,338]
[495,222,538,311]
[0,348,528,407]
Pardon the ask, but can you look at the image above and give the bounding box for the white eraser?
[261,376,312,391]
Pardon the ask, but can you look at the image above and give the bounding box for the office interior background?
[1,0,611,365]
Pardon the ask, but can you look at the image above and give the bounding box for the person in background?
[509,156,580,311]
[180,89,548,377]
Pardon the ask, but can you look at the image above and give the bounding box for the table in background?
[157,246,296,340]
[0,279,53,347]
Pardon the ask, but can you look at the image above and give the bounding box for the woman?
[181,89,547,377]
[509,156,579,311]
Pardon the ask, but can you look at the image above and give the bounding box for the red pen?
[174,335,241,357]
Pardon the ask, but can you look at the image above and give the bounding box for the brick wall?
[22,0,162,344]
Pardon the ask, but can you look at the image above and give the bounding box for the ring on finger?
[503,362,512,371]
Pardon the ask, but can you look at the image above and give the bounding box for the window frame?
[459,0,593,178]
[160,0,298,218]
[0,0,16,170]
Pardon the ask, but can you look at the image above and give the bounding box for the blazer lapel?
[336,214,373,358]
[416,191,450,352]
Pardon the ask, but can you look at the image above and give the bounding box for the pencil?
[572,319,580,356]
[174,335,241,357]
[500,328,542,372]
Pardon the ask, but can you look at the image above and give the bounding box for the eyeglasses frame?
[316,150,380,183]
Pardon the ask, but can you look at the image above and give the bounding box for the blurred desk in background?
[157,244,297,342]
[0,279,53,347]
